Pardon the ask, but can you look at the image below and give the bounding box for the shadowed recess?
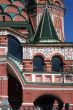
[34,94,64,110]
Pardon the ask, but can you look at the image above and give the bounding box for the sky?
[64,0,73,42]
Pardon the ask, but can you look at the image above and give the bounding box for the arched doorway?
[7,65,23,109]
[34,94,64,110]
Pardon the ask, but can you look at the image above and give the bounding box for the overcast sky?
[64,0,73,42]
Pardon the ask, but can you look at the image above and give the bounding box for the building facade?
[0,0,73,109]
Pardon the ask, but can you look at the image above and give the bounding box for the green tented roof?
[32,6,60,43]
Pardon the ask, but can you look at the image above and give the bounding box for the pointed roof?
[32,5,60,43]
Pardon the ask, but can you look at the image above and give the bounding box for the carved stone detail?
[23,46,73,60]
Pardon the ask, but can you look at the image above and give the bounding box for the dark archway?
[52,56,63,72]
[8,72,23,109]
[33,56,44,72]
[34,94,64,110]
[8,34,22,61]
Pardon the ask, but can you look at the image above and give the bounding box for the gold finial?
[45,0,48,7]
[45,0,48,3]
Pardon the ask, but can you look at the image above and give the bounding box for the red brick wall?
[0,63,8,102]
[0,35,7,44]
[23,59,73,72]
[30,15,37,30]
[0,64,7,76]
[23,60,33,72]
[23,84,73,105]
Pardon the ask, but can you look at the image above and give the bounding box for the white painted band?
[22,103,73,106]
[23,87,73,90]
[0,76,8,80]
[22,103,34,105]
[0,96,8,98]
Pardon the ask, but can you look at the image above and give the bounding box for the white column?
[52,74,55,83]
[32,74,35,82]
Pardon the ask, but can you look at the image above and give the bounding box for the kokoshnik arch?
[0,0,73,110]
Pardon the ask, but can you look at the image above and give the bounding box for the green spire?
[32,5,60,43]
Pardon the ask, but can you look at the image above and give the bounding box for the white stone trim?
[0,76,8,80]
[0,30,26,43]
[52,74,55,82]
[21,103,73,106]
[32,74,35,82]
[0,96,8,98]
[23,87,73,90]
[0,62,7,64]
[22,103,33,106]
[0,47,7,55]
[0,30,8,35]
[70,104,73,106]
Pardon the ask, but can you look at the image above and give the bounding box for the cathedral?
[0,0,73,110]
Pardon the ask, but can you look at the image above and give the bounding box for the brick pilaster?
[0,76,8,106]
[23,60,33,72]
[45,60,51,72]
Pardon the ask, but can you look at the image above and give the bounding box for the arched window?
[33,56,44,72]
[8,34,22,61]
[52,56,63,72]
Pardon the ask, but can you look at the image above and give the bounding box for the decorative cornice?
[22,43,73,47]
[0,27,27,39]
[37,3,65,11]
[23,87,73,90]
[0,76,8,80]
[0,55,7,63]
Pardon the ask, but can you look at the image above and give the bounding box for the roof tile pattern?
[0,0,27,21]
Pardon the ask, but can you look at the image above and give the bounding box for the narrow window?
[52,56,63,72]
[33,56,44,72]
[3,16,5,22]
[8,34,22,61]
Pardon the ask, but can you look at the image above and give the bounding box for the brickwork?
[0,63,8,105]
[0,0,73,109]
[23,84,73,104]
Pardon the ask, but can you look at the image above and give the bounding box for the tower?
[36,0,65,42]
